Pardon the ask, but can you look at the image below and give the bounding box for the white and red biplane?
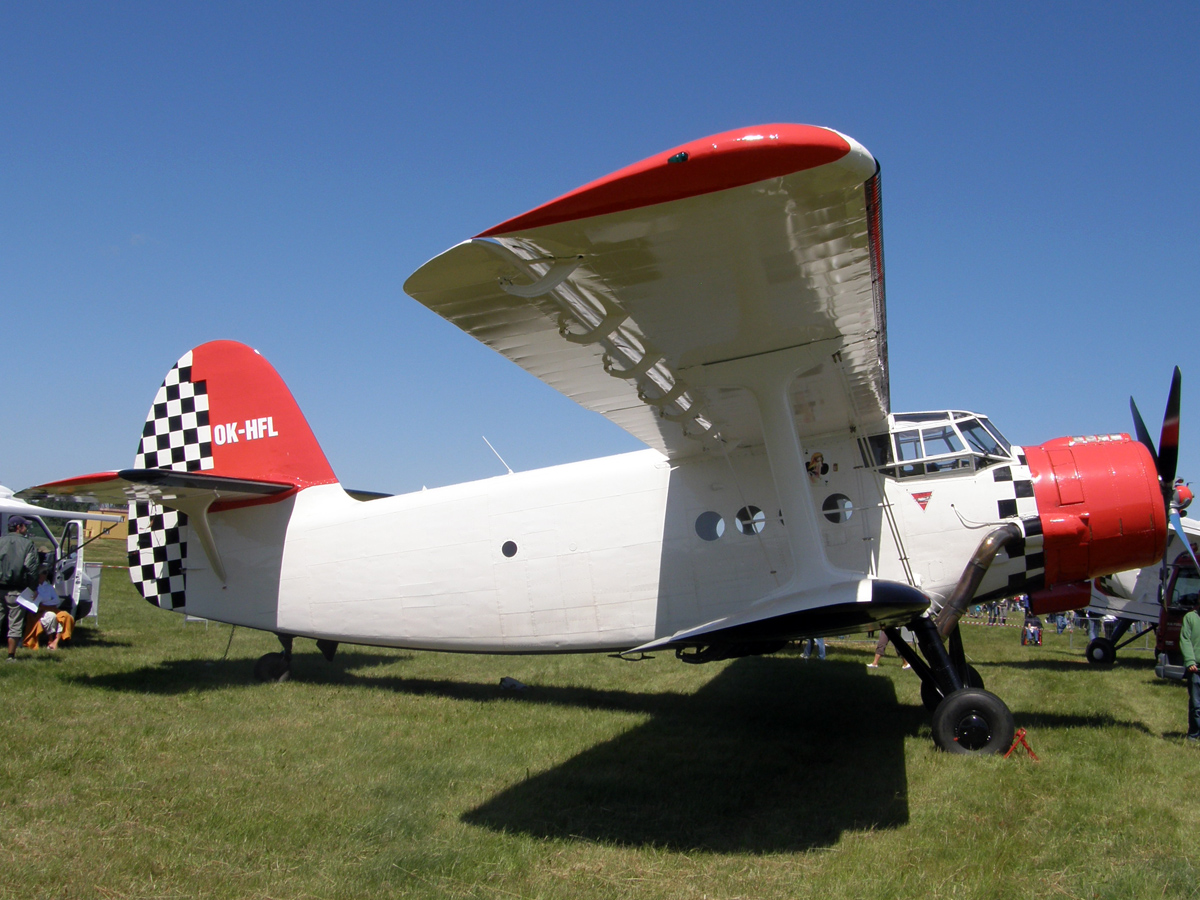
[32,124,1178,754]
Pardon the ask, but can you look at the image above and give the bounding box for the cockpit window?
[921,426,964,456]
[895,431,922,461]
[864,412,1012,479]
[979,418,1012,454]
[960,418,1004,456]
[866,434,893,467]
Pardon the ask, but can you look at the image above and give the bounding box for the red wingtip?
[478,124,853,236]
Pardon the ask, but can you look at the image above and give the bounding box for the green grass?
[2,543,1199,899]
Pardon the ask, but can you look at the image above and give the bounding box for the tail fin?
[133,340,337,487]
[128,341,336,609]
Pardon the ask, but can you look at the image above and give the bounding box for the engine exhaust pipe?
[934,524,1022,638]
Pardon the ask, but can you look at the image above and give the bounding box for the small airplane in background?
[27,124,1185,754]
[0,485,123,619]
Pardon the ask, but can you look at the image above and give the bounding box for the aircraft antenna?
[482,436,514,475]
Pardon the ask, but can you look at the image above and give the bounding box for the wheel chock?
[1003,727,1039,761]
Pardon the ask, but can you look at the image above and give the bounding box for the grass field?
[2,538,1198,899]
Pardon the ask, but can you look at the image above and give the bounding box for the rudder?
[127,341,336,608]
[133,340,336,486]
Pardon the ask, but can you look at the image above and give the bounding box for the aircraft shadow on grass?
[69,651,1158,851]
[462,657,916,853]
[60,628,131,650]
[66,650,407,693]
[987,656,1156,672]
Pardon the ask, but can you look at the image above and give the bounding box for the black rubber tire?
[1086,638,1116,666]
[931,688,1015,755]
[254,652,291,682]
[919,665,984,712]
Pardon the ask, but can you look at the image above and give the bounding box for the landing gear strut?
[888,617,1015,755]
[254,634,340,681]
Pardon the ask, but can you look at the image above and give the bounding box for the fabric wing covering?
[403,124,891,460]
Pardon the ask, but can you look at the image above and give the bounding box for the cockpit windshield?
[862,411,1013,479]
[960,418,1005,456]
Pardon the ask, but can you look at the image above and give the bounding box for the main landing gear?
[254,634,340,682]
[885,617,1016,755]
[1085,617,1154,666]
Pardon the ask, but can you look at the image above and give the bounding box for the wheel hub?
[954,712,993,750]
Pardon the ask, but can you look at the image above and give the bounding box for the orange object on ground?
[22,610,75,648]
[1004,727,1039,760]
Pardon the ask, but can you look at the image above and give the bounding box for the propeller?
[1131,367,1199,570]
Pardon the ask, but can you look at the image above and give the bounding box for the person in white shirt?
[31,569,63,650]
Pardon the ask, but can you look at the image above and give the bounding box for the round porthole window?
[501,540,518,557]
[735,505,765,535]
[695,511,725,541]
[822,494,854,524]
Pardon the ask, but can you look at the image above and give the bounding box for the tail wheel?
[920,665,985,712]
[931,688,1015,755]
[254,652,291,682]
[1086,638,1116,666]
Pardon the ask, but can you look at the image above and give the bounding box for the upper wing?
[404,124,889,458]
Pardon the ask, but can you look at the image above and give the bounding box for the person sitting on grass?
[22,568,73,651]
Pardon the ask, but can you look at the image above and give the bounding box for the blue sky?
[2,2,1197,496]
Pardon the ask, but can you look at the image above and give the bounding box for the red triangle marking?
[912,492,932,510]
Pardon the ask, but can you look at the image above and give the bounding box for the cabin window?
[822,494,854,523]
[735,506,765,535]
[695,511,725,541]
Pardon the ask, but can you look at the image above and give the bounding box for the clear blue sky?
[2,2,1197,496]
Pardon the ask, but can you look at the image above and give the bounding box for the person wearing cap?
[0,516,40,660]
[1179,597,1200,741]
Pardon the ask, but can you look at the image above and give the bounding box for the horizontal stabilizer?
[627,580,928,654]
[30,469,296,585]
[29,469,294,508]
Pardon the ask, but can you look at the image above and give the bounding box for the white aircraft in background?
[29,124,1182,754]
[1028,481,1199,668]
[0,485,122,618]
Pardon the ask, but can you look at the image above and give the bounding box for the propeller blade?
[1158,366,1182,487]
[1130,397,1159,469]
[1169,510,1200,572]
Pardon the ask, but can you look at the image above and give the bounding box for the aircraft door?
[55,520,85,609]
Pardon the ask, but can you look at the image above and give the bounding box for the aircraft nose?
[1024,435,1166,585]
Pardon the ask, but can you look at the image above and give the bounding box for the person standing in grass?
[1180,599,1200,741]
[0,516,40,661]
[867,631,911,669]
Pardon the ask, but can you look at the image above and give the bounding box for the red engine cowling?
[1028,581,1092,616]
[1024,434,1166,586]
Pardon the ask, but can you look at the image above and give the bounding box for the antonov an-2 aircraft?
[32,124,1177,755]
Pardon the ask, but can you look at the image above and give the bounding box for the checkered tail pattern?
[126,351,212,609]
